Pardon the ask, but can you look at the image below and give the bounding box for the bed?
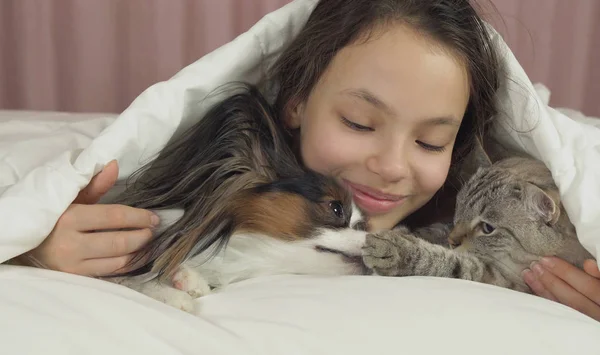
[2,0,600,353]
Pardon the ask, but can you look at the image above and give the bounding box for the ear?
[284,99,304,129]
[470,137,493,168]
[456,136,493,183]
[524,183,560,225]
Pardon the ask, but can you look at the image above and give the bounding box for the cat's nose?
[448,233,464,249]
[448,239,462,249]
[448,223,467,249]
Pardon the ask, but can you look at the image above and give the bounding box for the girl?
[23,0,600,320]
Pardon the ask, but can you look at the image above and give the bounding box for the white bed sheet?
[1,264,599,355]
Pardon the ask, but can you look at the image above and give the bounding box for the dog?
[110,84,370,313]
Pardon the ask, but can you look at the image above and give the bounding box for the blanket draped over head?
[1,0,599,265]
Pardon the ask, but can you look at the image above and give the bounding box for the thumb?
[74,160,119,204]
[583,259,600,279]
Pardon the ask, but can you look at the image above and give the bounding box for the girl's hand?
[522,257,600,321]
[22,160,159,277]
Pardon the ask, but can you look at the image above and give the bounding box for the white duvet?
[1,0,600,354]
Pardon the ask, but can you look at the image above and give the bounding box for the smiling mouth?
[342,180,407,215]
[343,180,404,201]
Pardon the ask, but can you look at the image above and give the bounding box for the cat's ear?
[455,136,493,183]
[524,183,560,225]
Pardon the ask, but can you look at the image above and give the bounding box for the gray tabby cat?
[362,142,594,293]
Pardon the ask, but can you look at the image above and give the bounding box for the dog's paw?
[155,287,197,313]
[172,265,212,299]
[362,227,416,276]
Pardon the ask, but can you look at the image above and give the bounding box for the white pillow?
[1,265,599,355]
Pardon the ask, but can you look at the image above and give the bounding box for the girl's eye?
[341,117,373,132]
[416,140,446,152]
[480,222,495,235]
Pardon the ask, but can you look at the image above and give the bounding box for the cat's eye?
[480,222,495,235]
[329,201,345,219]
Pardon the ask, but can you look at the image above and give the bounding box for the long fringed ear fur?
[111,83,302,280]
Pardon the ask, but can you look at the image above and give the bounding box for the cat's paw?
[362,226,416,276]
[172,265,212,299]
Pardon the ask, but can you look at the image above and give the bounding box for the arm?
[363,226,525,291]
[412,222,452,246]
[13,161,158,277]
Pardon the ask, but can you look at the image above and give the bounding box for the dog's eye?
[329,201,344,219]
[480,222,495,235]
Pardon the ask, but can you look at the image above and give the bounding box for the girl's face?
[286,25,470,231]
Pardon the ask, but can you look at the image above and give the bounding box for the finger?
[66,204,159,232]
[81,228,153,259]
[522,268,558,302]
[534,261,600,321]
[583,259,600,279]
[539,257,600,305]
[74,160,119,204]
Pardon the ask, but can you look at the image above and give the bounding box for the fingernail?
[521,269,534,283]
[532,263,544,276]
[150,213,160,227]
[540,257,555,268]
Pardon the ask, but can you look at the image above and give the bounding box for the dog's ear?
[113,84,304,277]
[234,86,304,182]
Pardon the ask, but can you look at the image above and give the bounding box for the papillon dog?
[111,84,370,312]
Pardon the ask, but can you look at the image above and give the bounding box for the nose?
[366,136,409,183]
[448,224,467,248]
[448,235,463,249]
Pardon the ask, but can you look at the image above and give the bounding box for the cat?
[362,141,594,293]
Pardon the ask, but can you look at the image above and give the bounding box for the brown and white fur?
[362,141,594,293]
[108,84,370,312]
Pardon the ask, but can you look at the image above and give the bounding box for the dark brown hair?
[271,0,501,165]
[113,85,355,278]
[112,0,504,276]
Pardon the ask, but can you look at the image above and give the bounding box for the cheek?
[411,153,451,196]
[299,122,362,175]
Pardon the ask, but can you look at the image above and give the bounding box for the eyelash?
[417,141,446,152]
[341,117,446,152]
[341,117,373,132]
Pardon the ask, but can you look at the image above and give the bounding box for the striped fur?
[363,146,593,294]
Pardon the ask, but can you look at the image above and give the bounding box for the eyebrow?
[342,88,460,127]
[343,88,394,115]
[422,116,461,127]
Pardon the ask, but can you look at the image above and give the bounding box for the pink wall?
[487,0,600,117]
[1,0,598,117]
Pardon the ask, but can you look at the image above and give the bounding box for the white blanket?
[1,0,600,353]
[1,0,599,263]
